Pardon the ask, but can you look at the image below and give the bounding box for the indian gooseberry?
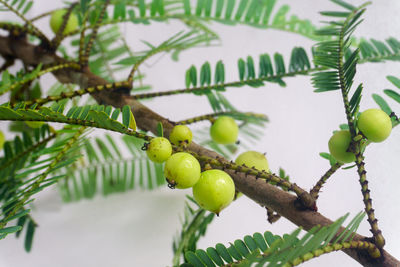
[235,151,269,172]
[50,9,79,35]
[234,151,269,199]
[192,169,235,214]
[328,130,355,163]
[357,108,392,143]
[210,116,238,144]
[146,137,172,163]
[169,125,192,146]
[164,152,201,189]
[0,130,4,150]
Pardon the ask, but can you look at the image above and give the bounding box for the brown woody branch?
[0,35,399,267]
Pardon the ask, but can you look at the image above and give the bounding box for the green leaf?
[186,251,205,267]
[0,226,22,234]
[156,122,164,137]
[372,94,392,115]
[24,219,35,252]
[384,89,400,104]
[238,59,245,81]
[331,0,356,11]
[387,75,400,89]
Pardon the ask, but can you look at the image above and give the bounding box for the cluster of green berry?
[328,108,392,163]
[145,116,269,215]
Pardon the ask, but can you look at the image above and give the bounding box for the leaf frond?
[180,212,369,267]
[172,196,215,266]
[0,103,144,139]
[58,133,166,201]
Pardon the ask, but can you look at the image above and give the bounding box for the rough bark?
[1,34,399,267]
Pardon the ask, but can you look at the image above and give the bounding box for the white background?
[0,0,400,266]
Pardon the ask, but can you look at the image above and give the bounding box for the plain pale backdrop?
[0,0,400,266]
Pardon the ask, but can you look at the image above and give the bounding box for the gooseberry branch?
[176,111,268,125]
[0,20,399,267]
[335,7,385,249]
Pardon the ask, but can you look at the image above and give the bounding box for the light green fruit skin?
[235,151,269,172]
[164,152,201,189]
[169,125,193,146]
[358,108,392,143]
[146,137,172,163]
[328,130,355,163]
[25,121,45,128]
[0,130,4,150]
[193,169,235,214]
[210,116,238,144]
[50,9,78,35]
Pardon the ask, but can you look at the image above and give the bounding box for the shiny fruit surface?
[210,116,238,144]
[169,125,193,146]
[328,130,355,163]
[358,108,392,143]
[235,151,269,172]
[146,137,172,163]
[50,9,78,35]
[193,169,235,214]
[164,152,201,189]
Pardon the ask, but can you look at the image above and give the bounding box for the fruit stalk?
[50,4,78,49]
[79,0,111,67]
[355,153,385,249]
[310,162,343,200]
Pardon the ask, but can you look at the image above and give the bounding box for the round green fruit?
[192,169,235,214]
[0,130,5,150]
[146,137,172,163]
[357,108,392,143]
[169,125,193,146]
[50,9,78,35]
[328,130,355,163]
[210,116,238,144]
[235,151,269,172]
[164,152,201,189]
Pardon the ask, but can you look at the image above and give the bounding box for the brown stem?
[0,35,399,267]
[266,207,281,224]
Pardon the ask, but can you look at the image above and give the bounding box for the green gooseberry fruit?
[146,137,172,163]
[169,125,193,146]
[235,151,269,172]
[210,116,238,144]
[357,108,392,143]
[0,130,5,150]
[164,152,201,189]
[234,151,269,199]
[328,130,355,163]
[50,9,79,35]
[192,169,235,215]
[25,121,45,128]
